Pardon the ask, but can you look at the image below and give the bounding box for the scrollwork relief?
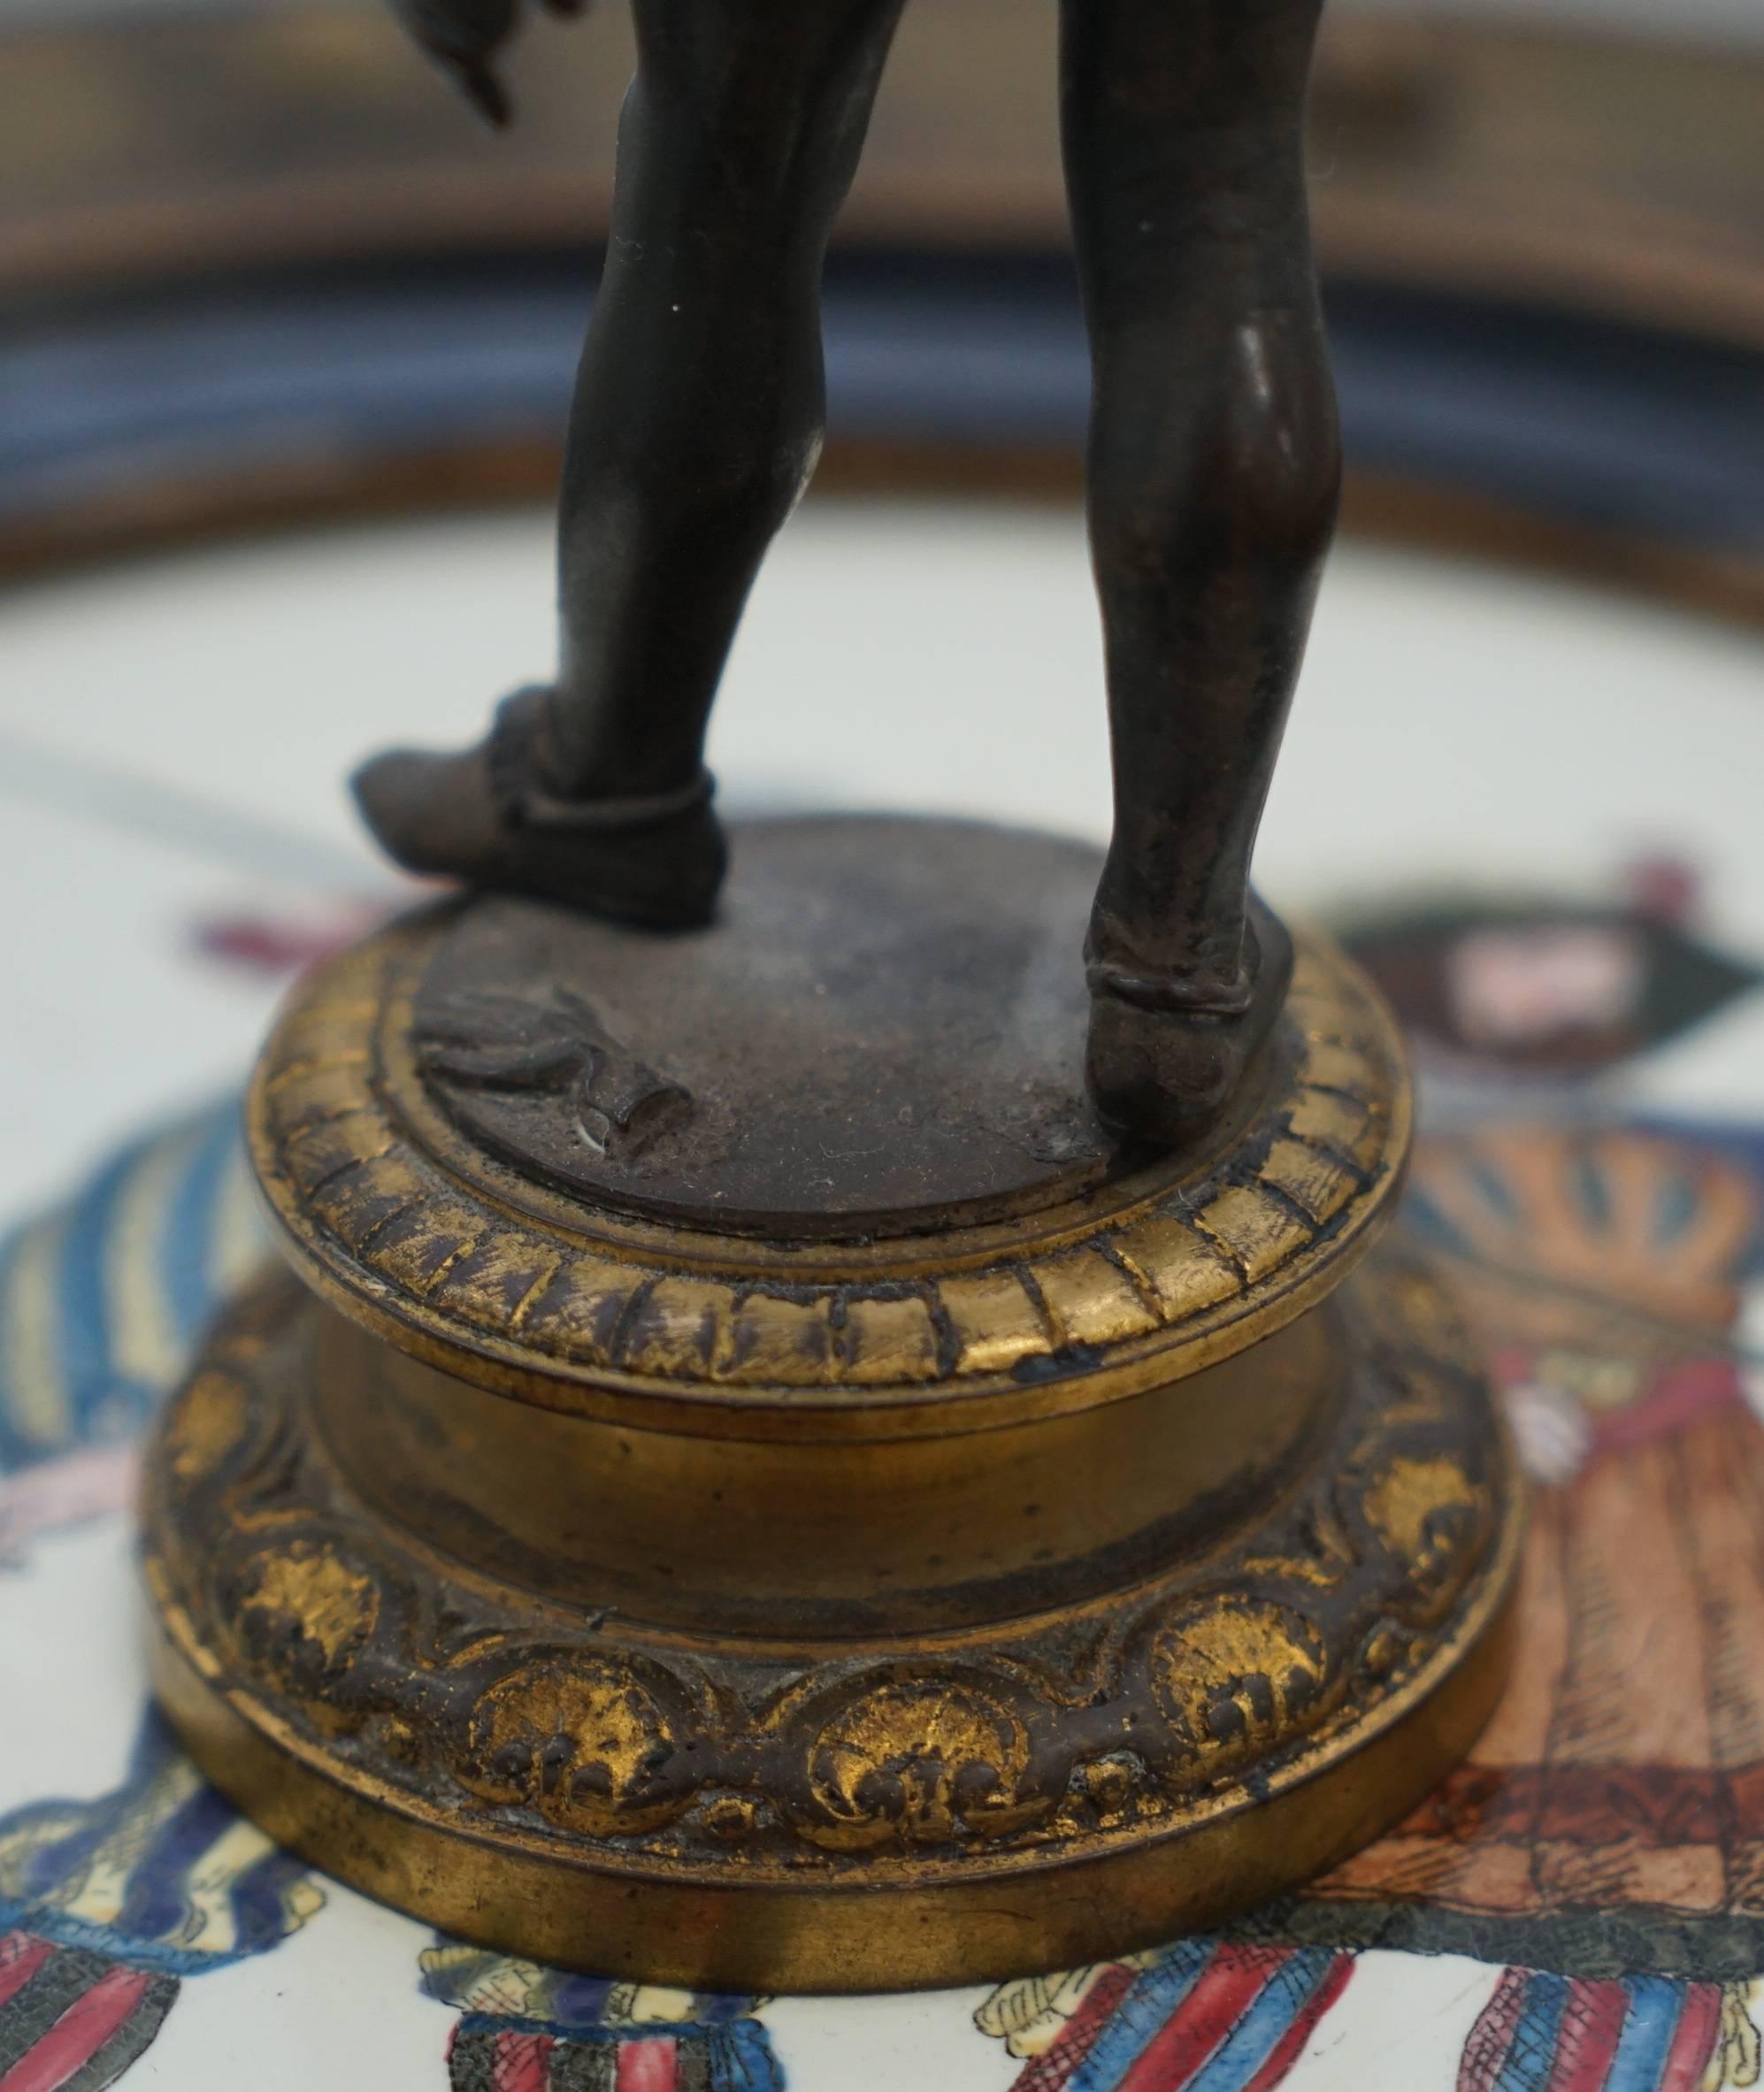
[144,1250,1508,1879]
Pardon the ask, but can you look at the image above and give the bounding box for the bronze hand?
[387,0,587,126]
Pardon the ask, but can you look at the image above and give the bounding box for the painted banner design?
[420,1942,782,2092]
[0,1106,262,1565]
[975,1941,1353,2092]
[1456,1969,1725,2092]
[10,862,1764,2092]
[0,1715,324,2091]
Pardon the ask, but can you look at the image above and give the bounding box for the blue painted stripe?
[3,1785,311,1973]
[128,1712,180,1789]
[161,1108,242,1350]
[0,1901,234,1980]
[527,1969,620,2030]
[7,1801,122,1907]
[216,1843,318,1962]
[0,1715,313,1973]
[708,2018,784,2092]
[0,1222,32,1471]
[1186,1950,1338,2092]
[690,1990,764,2028]
[1067,1941,1218,2092]
[1607,1978,1685,2092]
[0,1801,92,1905]
[694,1991,765,2025]
[112,1782,249,1944]
[53,1138,142,1439]
[1490,1971,1570,2092]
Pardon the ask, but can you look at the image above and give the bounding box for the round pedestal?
[140,817,1521,1993]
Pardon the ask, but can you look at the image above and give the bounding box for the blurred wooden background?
[0,4,1759,623]
[1,4,1759,342]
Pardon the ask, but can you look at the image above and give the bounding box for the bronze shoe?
[1085,895,1294,1147]
[352,689,728,929]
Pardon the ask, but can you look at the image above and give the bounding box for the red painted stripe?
[0,1964,152,2092]
[1658,1984,1723,2092]
[1596,1360,1741,1456]
[615,2037,679,2092]
[1116,1949,1273,2092]
[492,2028,556,2092]
[1013,1965,1142,2092]
[0,1940,56,2016]
[1540,1980,1627,2092]
[1243,1954,1356,2092]
[1460,1971,1531,2092]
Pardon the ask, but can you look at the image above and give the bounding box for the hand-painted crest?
[0,1105,264,1566]
[0,1713,323,2091]
[418,1940,782,2091]
[975,1939,1352,2090]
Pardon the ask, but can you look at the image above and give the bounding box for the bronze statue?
[140,0,1522,1991]
[355,0,1341,1146]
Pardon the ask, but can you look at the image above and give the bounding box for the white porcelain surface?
[2,502,1762,2088]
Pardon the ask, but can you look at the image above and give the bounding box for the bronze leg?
[1063,0,1341,1138]
[547,0,909,799]
[353,0,905,922]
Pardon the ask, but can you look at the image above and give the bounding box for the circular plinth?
[238,817,1415,1421]
[140,816,1521,1992]
[412,817,1129,1237]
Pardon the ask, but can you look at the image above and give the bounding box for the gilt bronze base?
[140,817,1521,1993]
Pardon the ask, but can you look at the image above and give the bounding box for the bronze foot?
[352,689,728,929]
[1085,897,1294,1146]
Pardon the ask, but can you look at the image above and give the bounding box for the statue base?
[140,817,1521,1993]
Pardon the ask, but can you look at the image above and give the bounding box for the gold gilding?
[138,911,1521,1992]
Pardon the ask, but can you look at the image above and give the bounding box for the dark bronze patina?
[410,818,1291,1238]
[354,0,1339,1144]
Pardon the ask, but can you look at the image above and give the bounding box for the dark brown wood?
[2,438,1760,640]
[3,10,1760,348]
[3,10,1758,632]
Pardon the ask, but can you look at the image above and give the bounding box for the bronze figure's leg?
[1065,0,1342,1142]
[356,0,907,926]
